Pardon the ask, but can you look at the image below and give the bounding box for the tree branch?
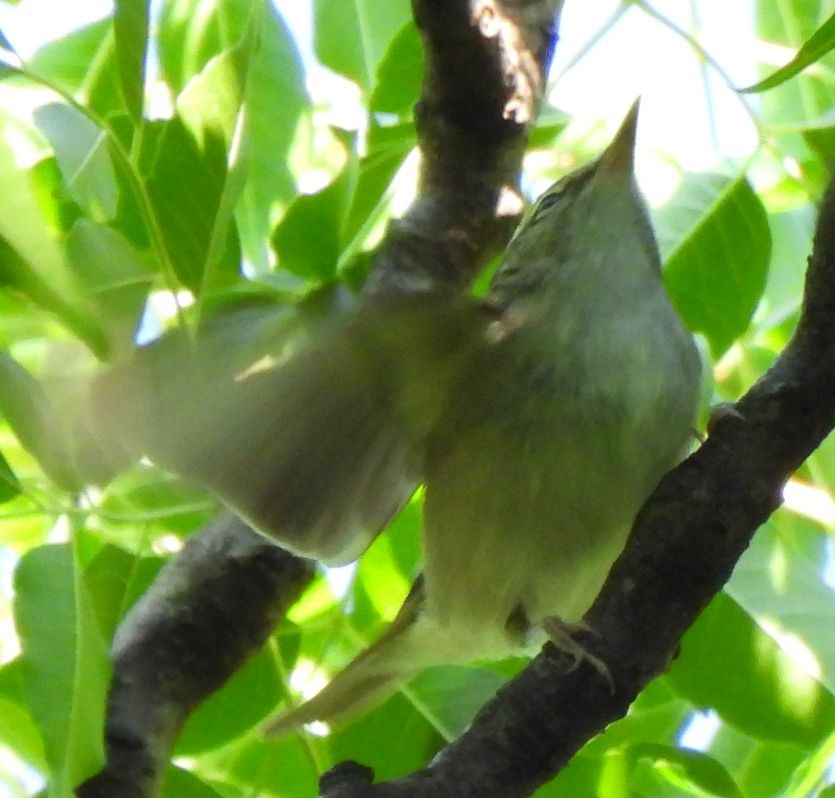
[76,514,314,798]
[367,0,563,293]
[316,173,835,796]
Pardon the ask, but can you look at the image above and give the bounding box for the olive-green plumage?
[93,102,701,735]
[262,102,700,733]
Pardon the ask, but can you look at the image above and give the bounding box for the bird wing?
[91,291,488,565]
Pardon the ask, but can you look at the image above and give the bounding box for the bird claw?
[542,617,614,693]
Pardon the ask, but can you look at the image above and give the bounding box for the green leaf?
[753,0,835,131]
[370,21,423,115]
[329,689,444,781]
[155,0,308,270]
[272,121,415,282]
[193,735,319,796]
[33,103,118,220]
[584,677,693,756]
[669,592,835,747]
[0,235,106,358]
[0,658,47,770]
[234,3,308,270]
[726,514,835,700]
[0,350,77,489]
[26,19,124,122]
[83,543,165,642]
[314,0,411,90]
[156,0,229,94]
[272,170,350,280]
[529,106,571,148]
[0,448,20,502]
[627,743,742,797]
[657,172,771,357]
[175,646,283,754]
[803,121,835,169]
[752,206,812,333]
[65,219,152,356]
[114,0,150,121]
[0,137,108,356]
[343,121,415,250]
[161,766,227,798]
[742,11,835,93]
[25,20,111,90]
[147,116,241,293]
[409,665,506,738]
[148,12,261,294]
[13,544,110,792]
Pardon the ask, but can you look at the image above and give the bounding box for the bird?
[260,100,702,734]
[92,100,701,735]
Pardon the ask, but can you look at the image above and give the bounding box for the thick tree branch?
[78,1,562,796]
[367,0,562,293]
[317,177,835,797]
[76,515,314,798]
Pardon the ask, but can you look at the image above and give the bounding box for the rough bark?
[77,514,314,798]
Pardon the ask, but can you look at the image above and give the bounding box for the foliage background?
[0,0,834,796]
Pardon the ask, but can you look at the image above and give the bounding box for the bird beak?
[595,98,640,179]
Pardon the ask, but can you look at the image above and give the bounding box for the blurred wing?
[91,292,488,565]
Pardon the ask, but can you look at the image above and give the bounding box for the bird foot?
[541,617,614,693]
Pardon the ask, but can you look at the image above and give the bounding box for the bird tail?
[264,579,431,736]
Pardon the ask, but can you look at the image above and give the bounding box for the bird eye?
[533,188,563,220]
[538,191,562,211]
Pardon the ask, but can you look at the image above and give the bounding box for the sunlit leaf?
[529,106,571,148]
[742,11,835,92]
[727,514,835,699]
[147,10,262,294]
[198,734,319,796]
[235,2,308,270]
[0,659,47,771]
[0,350,78,489]
[314,0,411,90]
[657,172,771,357]
[26,19,124,121]
[65,219,151,356]
[754,0,835,132]
[114,0,150,122]
[329,688,444,781]
[272,122,414,281]
[371,21,422,115]
[34,103,118,220]
[344,121,415,250]
[156,0,229,93]
[272,170,350,280]
[669,592,835,747]
[147,116,241,292]
[0,136,108,355]
[13,544,110,792]
[25,19,111,90]
[628,743,742,797]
